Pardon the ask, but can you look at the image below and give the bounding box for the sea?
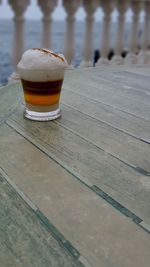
[0,19,142,85]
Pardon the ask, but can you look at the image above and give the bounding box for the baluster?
[112,0,129,64]
[125,0,141,64]
[80,0,99,67]
[63,0,81,65]
[138,1,150,64]
[38,0,57,49]
[9,0,30,70]
[96,0,114,65]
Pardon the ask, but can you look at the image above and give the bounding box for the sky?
[0,0,135,21]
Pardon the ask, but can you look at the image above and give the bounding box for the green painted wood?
[1,125,150,267]
[63,73,150,121]
[92,67,150,92]
[0,172,83,267]
[64,68,150,105]
[78,66,150,92]
[61,90,150,142]
[58,105,150,171]
[4,114,150,224]
[0,67,150,267]
[125,67,150,78]
[92,75,150,105]
[97,67,150,93]
[11,104,150,172]
[0,83,22,124]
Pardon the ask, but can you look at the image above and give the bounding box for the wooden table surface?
[0,66,150,267]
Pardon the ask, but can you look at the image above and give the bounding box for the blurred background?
[0,0,148,85]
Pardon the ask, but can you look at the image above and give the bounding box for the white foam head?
[17,48,68,82]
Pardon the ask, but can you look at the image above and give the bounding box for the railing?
[1,0,150,77]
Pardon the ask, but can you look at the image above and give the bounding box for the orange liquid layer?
[24,92,60,106]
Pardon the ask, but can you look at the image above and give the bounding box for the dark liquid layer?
[21,79,63,106]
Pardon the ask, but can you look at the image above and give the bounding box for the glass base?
[24,107,61,121]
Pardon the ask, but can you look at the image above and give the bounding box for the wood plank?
[92,74,150,104]
[5,111,150,224]
[65,67,150,95]
[64,69,150,105]
[125,67,150,78]
[0,124,150,267]
[0,83,22,124]
[11,105,150,172]
[61,90,150,143]
[63,73,150,121]
[55,105,150,172]
[90,66,150,92]
[0,173,82,267]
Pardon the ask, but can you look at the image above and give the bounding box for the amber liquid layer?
[21,79,63,112]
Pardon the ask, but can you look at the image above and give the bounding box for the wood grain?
[0,173,83,267]
[0,66,150,267]
[5,109,150,224]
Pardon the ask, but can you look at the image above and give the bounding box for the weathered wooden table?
[0,66,150,267]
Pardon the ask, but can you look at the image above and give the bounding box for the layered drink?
[17,48,68,121]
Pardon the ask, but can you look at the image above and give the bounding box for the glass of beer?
[17,48,68,121]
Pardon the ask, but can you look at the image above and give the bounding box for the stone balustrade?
[1,0,150,71]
